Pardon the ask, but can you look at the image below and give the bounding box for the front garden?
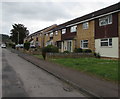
[11,44,119,82]
[34,54,118,82]
[50,58,119,82]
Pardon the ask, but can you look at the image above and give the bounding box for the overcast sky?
[1,0,120,36]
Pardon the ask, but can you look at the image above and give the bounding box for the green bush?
[12,44,15,49]
[42,45,59,60]
[74,48,83,53]
[83,49,92,53]
[94,52,101,58]
[63,51,70,53]
[24,42,30,50]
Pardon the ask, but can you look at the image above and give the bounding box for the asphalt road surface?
[2,48,85,97]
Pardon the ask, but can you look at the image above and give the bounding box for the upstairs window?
[46,34,48,37]
[50,32,53,37]
[36,37,38,41]
[55,31,58,35]
[80,40,88,48]
[100,38,112,47]
[62,29,66,34]
[99,15,112,26]
[83,22,89,29]
[70,25,77,32]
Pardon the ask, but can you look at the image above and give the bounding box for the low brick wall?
[46,53,95,59]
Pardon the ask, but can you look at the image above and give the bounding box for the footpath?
[10,49,119,98]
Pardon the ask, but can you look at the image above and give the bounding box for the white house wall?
[95,37,119,58]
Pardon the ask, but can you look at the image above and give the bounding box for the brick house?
[24,2,120,58]
[94,3,120,58]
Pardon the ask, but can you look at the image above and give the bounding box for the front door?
[67,40,72,52]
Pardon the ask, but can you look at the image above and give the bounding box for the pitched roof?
[55,2,120,29]
[25,24,57,38]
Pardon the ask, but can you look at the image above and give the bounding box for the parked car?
[1,44,6,48]
[30,44,36,48]
[15,44,24,48]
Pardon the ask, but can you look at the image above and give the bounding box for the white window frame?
[46,34,48,37]
[82,22,89,29]
[55,31,58,35]
[50,32,53,37]
[99,14,112,26]
[70,25,77,32]
[62,29,66,34]
[80,40,88,49]
[100,38,112,47]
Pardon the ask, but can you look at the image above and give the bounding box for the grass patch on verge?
[33,54,43,59]
[50,58,119,82]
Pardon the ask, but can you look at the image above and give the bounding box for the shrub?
[42,45,59,60]
[94,52,101,58]
[12,44,15,49]
[63,51,70,53]
[74,48,83,53]
[83,49,92,53]
[24,42,30,51]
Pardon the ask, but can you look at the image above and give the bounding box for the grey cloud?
[2,2,73,22]
[2,1,119,35]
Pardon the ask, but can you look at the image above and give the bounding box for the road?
[2,49,85,97]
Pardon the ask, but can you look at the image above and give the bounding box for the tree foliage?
[10,24,29,44]
[24,42,30,51]
[0,34,10,43]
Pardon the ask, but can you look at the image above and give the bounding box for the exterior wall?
[53,30,61,45]
[33,35,39,46]
[119,12,120,59]
[44,34,50,46]
[38,34,43,48]
[76,20,95,51]
[95,13,118,39]
[95,37,119,58]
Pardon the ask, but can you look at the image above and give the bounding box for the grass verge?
[50,58,119,82]
[33,54,119,82]
[33,54,43,59]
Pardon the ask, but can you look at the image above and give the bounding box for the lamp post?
[17,31,19,44]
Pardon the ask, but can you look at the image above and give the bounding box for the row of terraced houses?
[24,3,120,59]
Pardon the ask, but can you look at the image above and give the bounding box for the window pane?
[101,39,108,41]
[62,29,66,34]
[99,15,112,26]
[70,26,77,32]
[109,38,112,46]
[108,15,112,24]
[101,42,108,46]
[50,32,53,37]
[83,43,88,48]
[83,22,88,29]
[81,40,88,48]
[55,31,58,35]
[83,40,88,42]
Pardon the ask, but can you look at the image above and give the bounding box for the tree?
[10,24,29,44]
[0,34,10,43]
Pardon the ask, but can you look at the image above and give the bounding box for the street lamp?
[17,31,19,44]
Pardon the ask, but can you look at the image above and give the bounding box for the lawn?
[33,54,44,59]
[33,54,119,82]
[50,58,119,82]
